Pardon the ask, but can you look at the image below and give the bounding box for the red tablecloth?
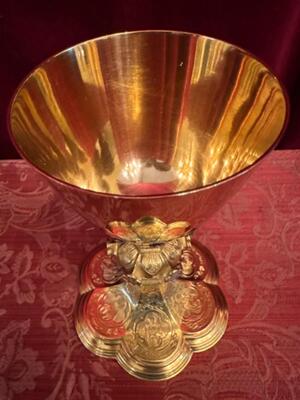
[0,151,300,400]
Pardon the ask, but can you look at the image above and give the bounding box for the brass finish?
[9,31,287,197]
[8,31,288,381]
[75,217,228,380]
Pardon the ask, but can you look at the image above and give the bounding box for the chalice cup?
[8,31,287,380]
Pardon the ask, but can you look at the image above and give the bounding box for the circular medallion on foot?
[75,284,134,357]
[117,290,192,380]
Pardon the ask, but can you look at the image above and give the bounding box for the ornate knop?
[106,216,198,280]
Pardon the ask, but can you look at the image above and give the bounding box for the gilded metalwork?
[8,31,288,381]
[75,217,228,380]
[107,217,191,280]
[8,31,287,198]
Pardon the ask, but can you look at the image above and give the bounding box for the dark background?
[1,0,300,158]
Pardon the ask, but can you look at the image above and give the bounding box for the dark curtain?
[1,0,299,158]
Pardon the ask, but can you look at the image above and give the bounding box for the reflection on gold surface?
[9,31,287,196]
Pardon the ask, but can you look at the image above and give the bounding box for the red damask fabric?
[0,151,300,400]
[0,150,300,399]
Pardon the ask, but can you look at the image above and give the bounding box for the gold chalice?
[8,31,288,380]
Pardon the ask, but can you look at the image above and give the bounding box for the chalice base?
[74,240,228,380]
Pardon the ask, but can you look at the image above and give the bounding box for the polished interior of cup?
[9,31,287,196]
